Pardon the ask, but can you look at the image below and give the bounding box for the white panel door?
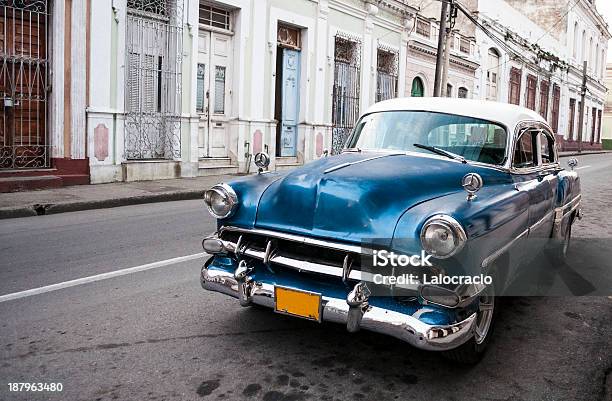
[197,30,233,158]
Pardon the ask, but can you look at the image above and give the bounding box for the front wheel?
[443,286,496,364]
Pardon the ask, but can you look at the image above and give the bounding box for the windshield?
[347,111,508,165]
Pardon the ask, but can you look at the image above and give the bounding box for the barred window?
[214,66,226,114]
[568,99,576,140]
[278,25,301,50]
[508,67,521,105]
[196,63,206,113]
[127,0,168,16]
[551,84,560,132]
[199,4,231,30]
[459,38,470,54]
[539,80,549,118]
[526,74,537,111]
[376,49,398,102]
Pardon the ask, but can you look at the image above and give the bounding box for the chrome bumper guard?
[201,265,477,351]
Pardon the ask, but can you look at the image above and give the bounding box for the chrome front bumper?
[201,265,477,351]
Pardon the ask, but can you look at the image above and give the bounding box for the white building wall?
[84,0,433,183]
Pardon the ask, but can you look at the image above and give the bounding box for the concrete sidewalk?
[559,150,612,157]
[0,174,236,219]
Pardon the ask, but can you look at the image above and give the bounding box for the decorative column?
[360,3,377,113]
[70,0,87,159]
[50,0,65,158]
[398,15,414,97]
[314,0,329,123]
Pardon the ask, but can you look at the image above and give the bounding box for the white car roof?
[364,97,548,132]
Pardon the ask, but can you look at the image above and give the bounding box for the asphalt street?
[1,153,611,401]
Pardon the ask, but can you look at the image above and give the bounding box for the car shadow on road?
[192,292,607,401]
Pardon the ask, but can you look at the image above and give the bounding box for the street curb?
[559,151,612,157]
[0,206,38,219]
[0,189,205,220]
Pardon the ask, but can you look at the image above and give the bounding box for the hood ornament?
[462,173,483,201]
[254,152,270,174]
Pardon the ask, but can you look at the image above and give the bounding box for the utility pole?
[577,60,587,153]
[433,0,448,97]
[441,2,456,97]
[441,30,452,97]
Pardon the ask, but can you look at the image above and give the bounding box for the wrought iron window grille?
[124,0,183,160]
[0,0,51,169]
[331,34,361,155]
[376,48,398,103]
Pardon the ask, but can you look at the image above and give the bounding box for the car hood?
[253,152,510,245]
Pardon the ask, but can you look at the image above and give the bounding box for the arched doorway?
[411,77,424,97]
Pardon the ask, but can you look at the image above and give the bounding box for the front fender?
[217,172,285,229]
[391,183,530,276]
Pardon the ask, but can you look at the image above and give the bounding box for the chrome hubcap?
[474,288,494,345]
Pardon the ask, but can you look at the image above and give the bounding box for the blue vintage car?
[200,98,581,363]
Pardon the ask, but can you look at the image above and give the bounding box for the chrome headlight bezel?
[419,214,467,259]
[203,183,238,219]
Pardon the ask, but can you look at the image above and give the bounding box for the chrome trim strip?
[555,194,582,218]
[215,226,418,288]
[239,245,393,285]
[529,210,555,232]
[200,266,477,351]
[323,153,402,174]
[482,194,582,266]
[219,226,363,254]
[552,195,582,239]
[481,228,529,268]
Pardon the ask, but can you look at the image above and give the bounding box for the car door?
[529,131,559,240]
[511,128,551,265]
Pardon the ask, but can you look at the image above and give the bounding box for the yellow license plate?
[274,286,322,322]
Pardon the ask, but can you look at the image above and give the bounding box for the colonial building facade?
[471,0,610,151]
[403,0,609,150]
[603,63,612,149]
[86,0,421,184]
[0,0,609,190]
[0,0,88,191]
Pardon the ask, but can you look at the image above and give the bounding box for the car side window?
[538,132,556,165]
[513,131,536,168]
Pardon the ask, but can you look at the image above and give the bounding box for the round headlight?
[204,183,238,219]
[420,215,467,259]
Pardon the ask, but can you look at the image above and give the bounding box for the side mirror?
[567,158,578,171]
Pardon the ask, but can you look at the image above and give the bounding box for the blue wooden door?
[280,49,300,157]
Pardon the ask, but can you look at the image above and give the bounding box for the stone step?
[198,157,233,167]
[0,175,63,193]
[197,165,239,176]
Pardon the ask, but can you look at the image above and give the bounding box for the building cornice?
[371,0,418,17]
[579,0,612,39]
[407,40,479,72]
